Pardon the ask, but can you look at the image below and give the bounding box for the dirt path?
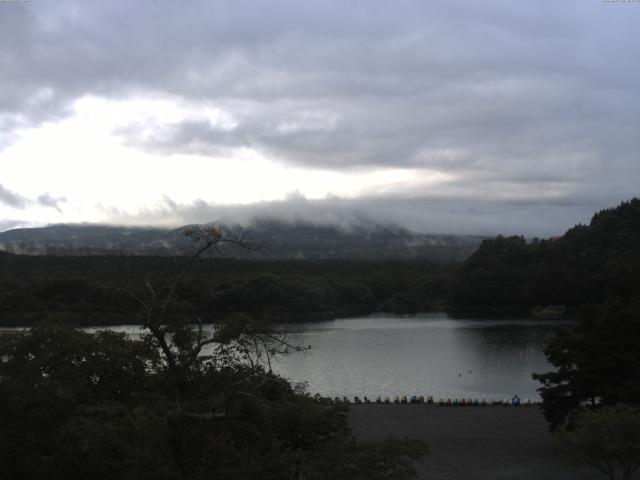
[349,404,601,480]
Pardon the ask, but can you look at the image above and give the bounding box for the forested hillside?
[0,219,482,261]
[0,255,452,327]
[450,198,640,312]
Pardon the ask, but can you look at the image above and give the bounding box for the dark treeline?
[447,198,640,431]
[450,198,640,314]
[4,199,640,327]
[0,255,453,327]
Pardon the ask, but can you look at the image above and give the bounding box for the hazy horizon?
[0,193,611,238]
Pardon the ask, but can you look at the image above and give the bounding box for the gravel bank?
[349,404,600,480]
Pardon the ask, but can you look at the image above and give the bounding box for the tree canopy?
[533,302,640,430]
[450,198,640,313]
[0,255,452,327]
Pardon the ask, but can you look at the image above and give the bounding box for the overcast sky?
[1,0,639,236]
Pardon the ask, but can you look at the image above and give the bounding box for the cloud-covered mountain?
[0,219,483,261]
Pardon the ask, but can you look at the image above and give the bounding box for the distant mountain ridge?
[0,219,484,261]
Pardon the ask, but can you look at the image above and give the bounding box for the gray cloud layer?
[0,183,29,209]
[2,1,639,234]
[0,183,66,212]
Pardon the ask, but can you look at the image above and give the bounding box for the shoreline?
[0,309,576,329]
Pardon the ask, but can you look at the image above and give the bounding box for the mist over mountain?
[0,218,484,261]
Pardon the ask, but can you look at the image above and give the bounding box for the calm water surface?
[271,313,572,400]
[17,313,570,401]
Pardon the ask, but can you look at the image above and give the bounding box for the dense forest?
[450,198,640,314]
[0,255,453,327]
[3,199,640,327]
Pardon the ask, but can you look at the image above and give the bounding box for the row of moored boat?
[333,395,535,406]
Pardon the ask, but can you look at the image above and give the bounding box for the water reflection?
[273,313,571,400]
[2,314,570,401]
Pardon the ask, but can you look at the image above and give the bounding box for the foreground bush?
[0,324,427,480]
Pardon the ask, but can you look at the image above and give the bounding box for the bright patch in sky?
[1,95,452,226]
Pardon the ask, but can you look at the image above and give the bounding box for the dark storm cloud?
[2,0,639,234]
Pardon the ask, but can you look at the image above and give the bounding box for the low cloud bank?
[99,192,603,238]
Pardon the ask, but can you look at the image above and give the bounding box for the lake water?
[18,313,571,401]
[270,313,571,401]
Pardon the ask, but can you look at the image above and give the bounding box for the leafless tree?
[115,226,306,376]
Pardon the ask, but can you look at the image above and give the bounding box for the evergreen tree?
[534,302,640,430]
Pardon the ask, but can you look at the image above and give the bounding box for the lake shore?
[349,404,600,480]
